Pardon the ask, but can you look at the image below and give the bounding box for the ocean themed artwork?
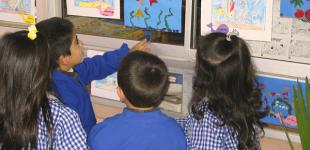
[280,0,310,22]
[124,0,182,33]
[66,0,120,19]
[257,74,305,129]
[0,0,35,23]
[201,0,273,41]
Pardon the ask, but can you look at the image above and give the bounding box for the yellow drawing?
[134,8,144,19]
[215,8,224,15]
[79,2,111,9]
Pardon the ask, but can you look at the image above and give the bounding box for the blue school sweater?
[88,108,187,150]
[51,43,129,135]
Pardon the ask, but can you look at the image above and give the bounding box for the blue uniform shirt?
[88,108,187,150]
[51,43,129,135]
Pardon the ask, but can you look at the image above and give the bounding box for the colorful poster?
[124,0,182,33]
[66,0,120,19]
[0,0,35,23]
[257,74,305,129]
[201,0,273,41]
[280,0,310,21]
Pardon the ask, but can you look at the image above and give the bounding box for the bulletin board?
[247,0,309,129]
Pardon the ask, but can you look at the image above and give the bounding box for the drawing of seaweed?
[156,10,163,28]
[130,10,135,27]
[164,8,173,31]
[144,7,151,28]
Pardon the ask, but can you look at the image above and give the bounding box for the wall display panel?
[66,0,121,19]
[0,0,35,23]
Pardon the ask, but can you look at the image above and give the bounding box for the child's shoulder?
[48,97,80,123]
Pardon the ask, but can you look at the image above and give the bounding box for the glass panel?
[62,0,186,46]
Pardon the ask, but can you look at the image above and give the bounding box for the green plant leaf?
[306,78,310,126]
[293,80,310,150]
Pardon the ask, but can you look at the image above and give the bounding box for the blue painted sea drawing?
[280,0,310,21]
[211,0,266,31]
[124,0,182,33]
[257,75,305,129]
[0,0,32,13]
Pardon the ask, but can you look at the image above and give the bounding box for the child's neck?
[58,65,72,72]
[127,104,155,112]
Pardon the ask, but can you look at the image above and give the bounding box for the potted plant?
[292,77,310,150]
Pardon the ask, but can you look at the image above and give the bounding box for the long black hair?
[0,31,53,149]
[191,32,267,149]
[36,17,74,71]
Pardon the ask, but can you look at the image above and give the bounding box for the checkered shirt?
[36,98,88,150]
[177,101,262,150]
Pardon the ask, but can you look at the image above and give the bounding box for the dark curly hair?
[190,32,268,149]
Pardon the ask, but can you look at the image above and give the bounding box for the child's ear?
[58,55,70,66]
[117,86,127,102]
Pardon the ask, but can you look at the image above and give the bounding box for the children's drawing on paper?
[87,50,119,101]
[262,37,289,59]
[124,0,182,33]
[291,19,310,37]
[289,40,310,61]
[0,0,35,22]
[92,72,119,101]
[272,17,293,35]
[201,0,273,41]
[212,0,266,31]
[160,73,183,113]
[247,41,264,56]
[257,75,304,128]
[66,0,120,19]
[280,0,310,22]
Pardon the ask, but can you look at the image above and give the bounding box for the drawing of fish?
[150,0,158,6]
[134,8,144,19]
[271,92,281,96]
[275,113,297,126]
[97,5,114,16]
[207,23,229,34]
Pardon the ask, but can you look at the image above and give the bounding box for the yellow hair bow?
[20,13,38,40]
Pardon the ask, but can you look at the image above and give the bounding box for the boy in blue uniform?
[88,51,187,150]
[36,17,149,135]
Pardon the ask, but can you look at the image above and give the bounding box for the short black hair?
[36,17,74,70]
[117,51,169,108]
